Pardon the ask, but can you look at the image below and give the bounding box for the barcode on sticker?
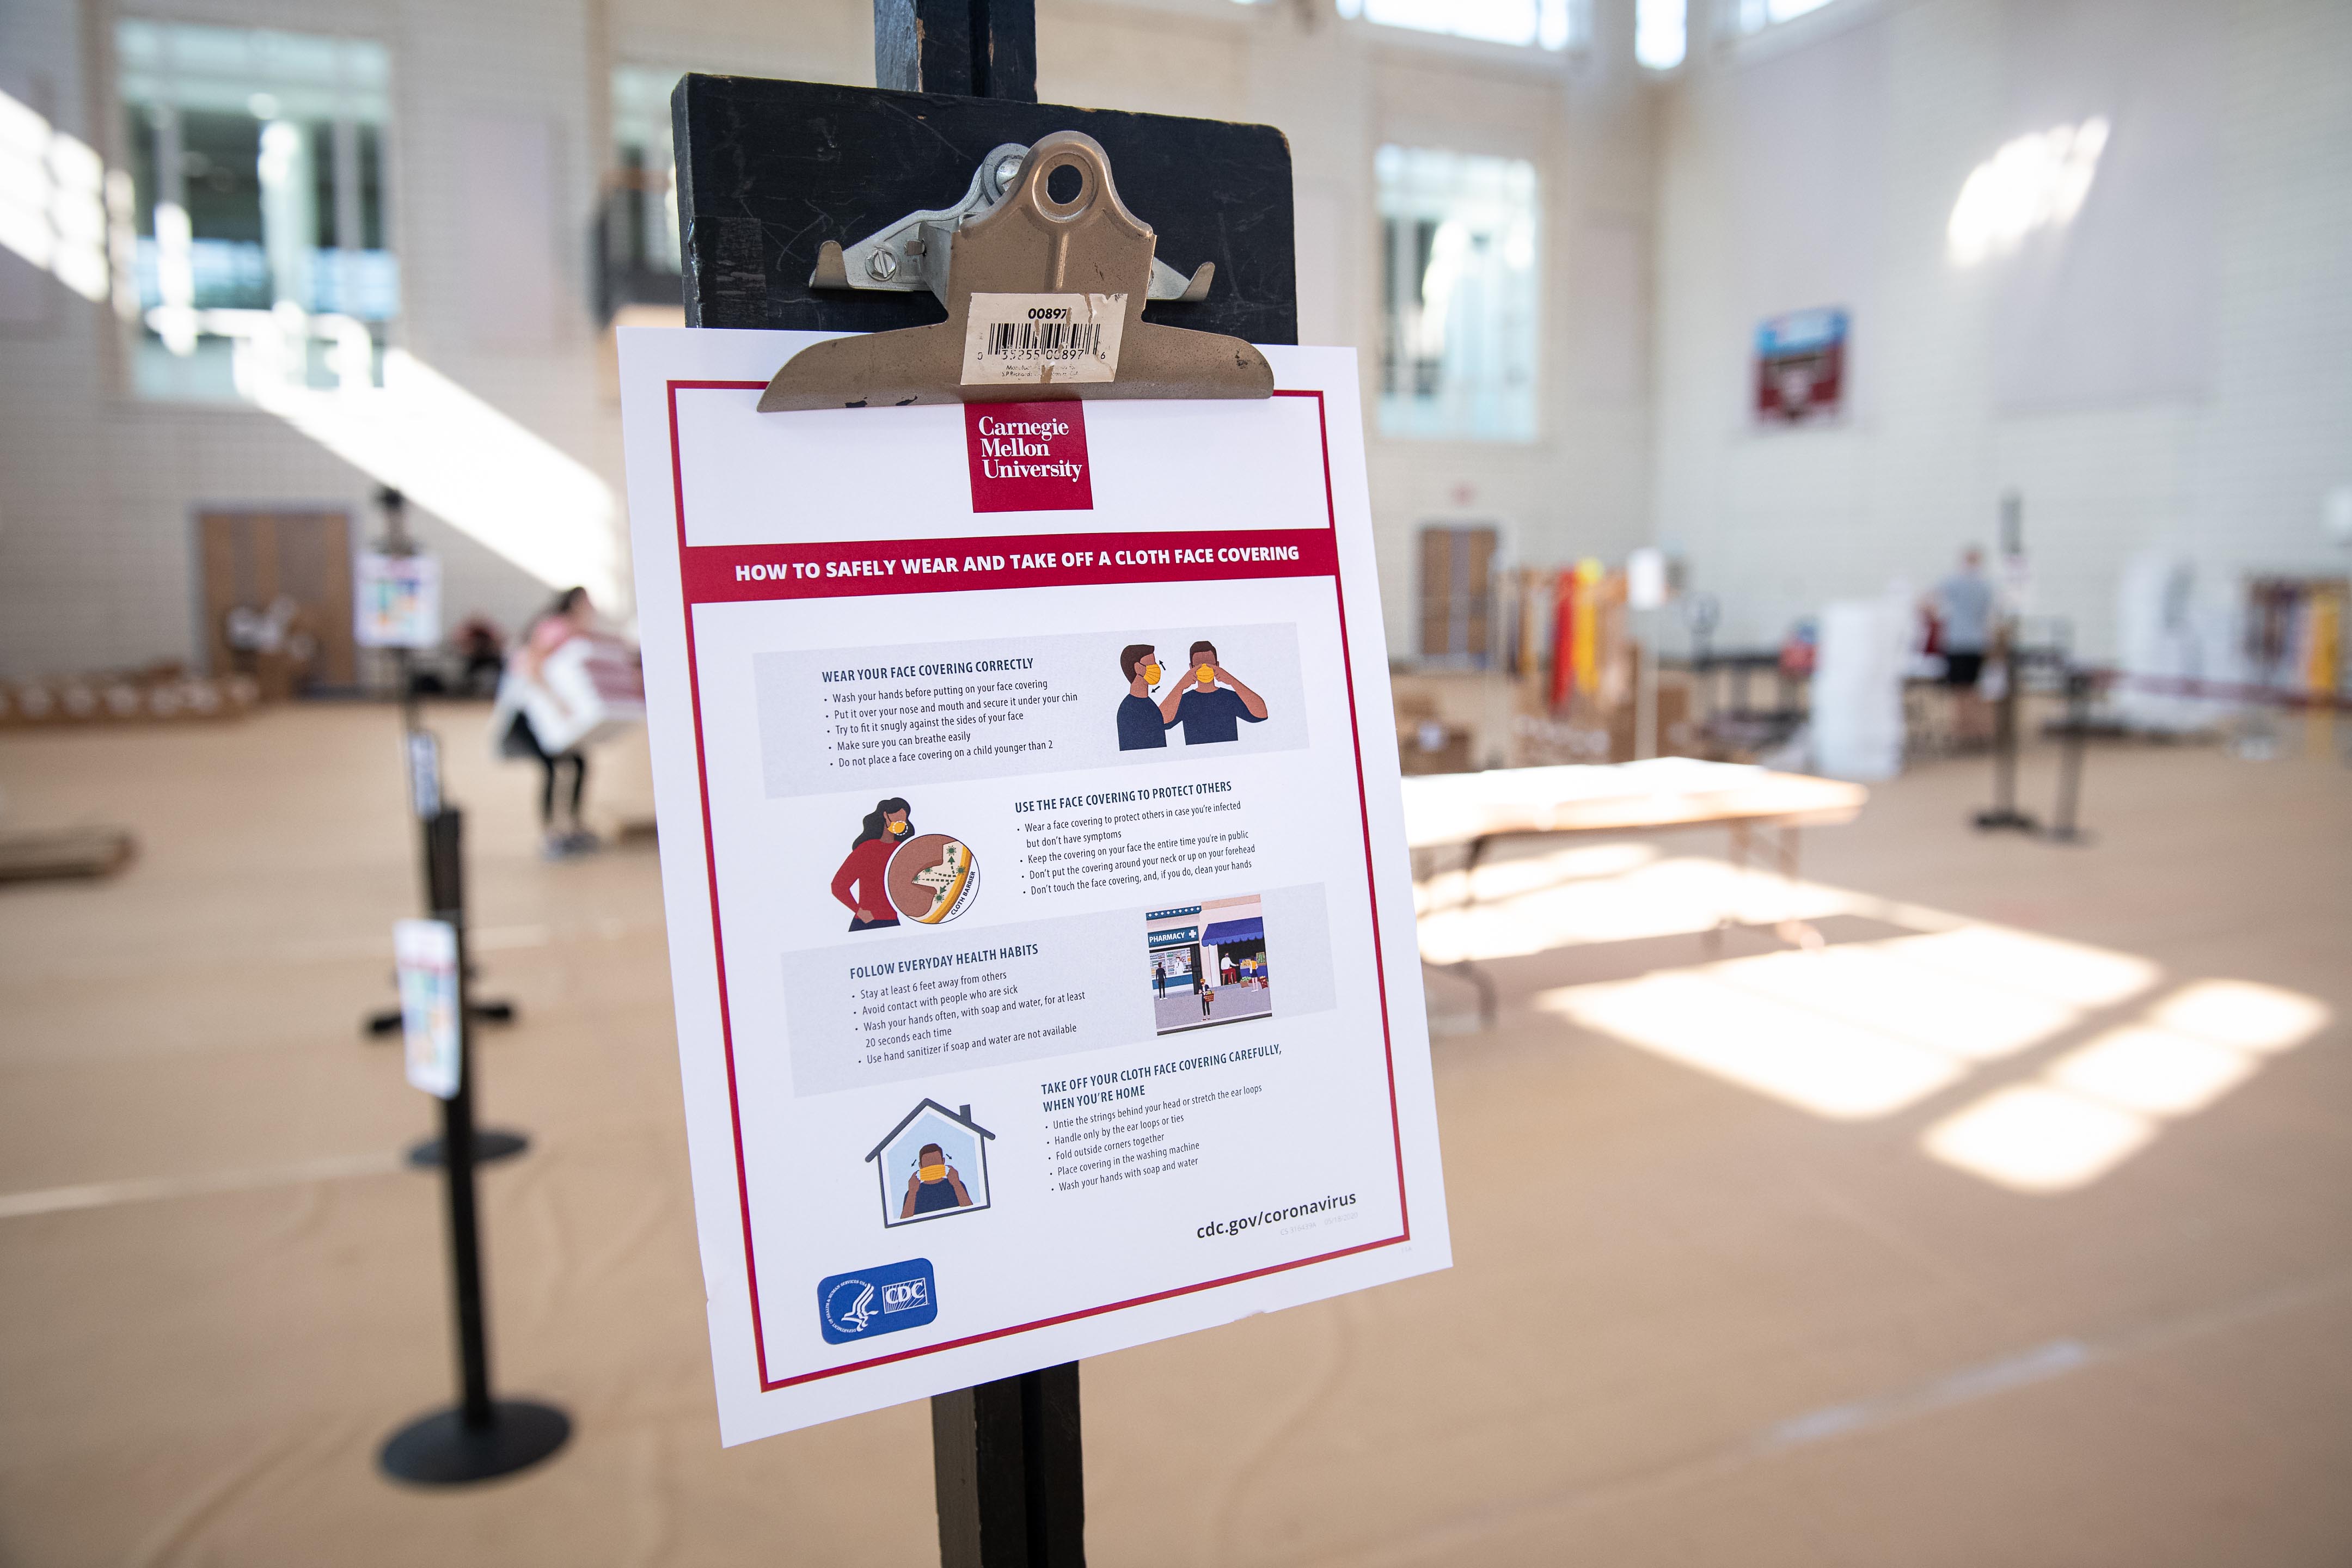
[985,320,1105,359]
[961,292,1125,385]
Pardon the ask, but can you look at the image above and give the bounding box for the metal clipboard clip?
[758,131,1273,412]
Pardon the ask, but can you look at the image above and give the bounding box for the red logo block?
[964,402,1094,513]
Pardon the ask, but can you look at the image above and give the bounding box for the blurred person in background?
[453,614,508,697]
[492,587,601,859]
[1931,546,1995,745]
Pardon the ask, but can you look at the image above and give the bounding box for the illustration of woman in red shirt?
[832,797,914,932]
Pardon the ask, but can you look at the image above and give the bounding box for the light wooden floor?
[2,703,2348,1566]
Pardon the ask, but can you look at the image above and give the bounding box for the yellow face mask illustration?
[919,1160,947,1183]
[1142,662,1162,687]
[1195,663,1216,687]
[889,820,908,835]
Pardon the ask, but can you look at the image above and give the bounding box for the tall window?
[1724,0,1835,36]
[1377,146,1539,443]
[1635,0,1687,69]
[1334,0,1589,51]
[118,21,393,399]
[608,65,683,286]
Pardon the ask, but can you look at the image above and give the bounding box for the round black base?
[1972,808,2039,832]
[380,1399,570,1485]
[406,1129,531,1168]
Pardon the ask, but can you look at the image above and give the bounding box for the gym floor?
[2,703,2347,1566]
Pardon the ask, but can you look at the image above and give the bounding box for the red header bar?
[681,529,1337,605]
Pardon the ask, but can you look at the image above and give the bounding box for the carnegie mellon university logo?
[818,1257,939,1345]
[965,401,1093,513]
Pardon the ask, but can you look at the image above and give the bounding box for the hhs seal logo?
[817,1258,938,1345]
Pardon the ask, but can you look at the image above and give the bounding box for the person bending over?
[499,586,599,859]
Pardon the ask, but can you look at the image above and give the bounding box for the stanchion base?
[407,1129,531,1168]
[2039,825,2093,845]
[1972,808,2039,832]
[364,997,518,1039]
[379,1399,570,1485]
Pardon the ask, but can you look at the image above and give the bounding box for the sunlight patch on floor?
[1708,944,2083,1063]
[1529,923,2140,1120]
[2044,1027,2259,1117]
[1866,925,2157,1011]
[2146,980,2332,1054]
[1922,1085,2157,1194]
[1416,852,1859,964]
[1921,980,2333,1192]
[1540,967,1967,1119]
[1491,844,2330,1194]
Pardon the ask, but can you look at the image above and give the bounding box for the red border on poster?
[664,382,1406,1392]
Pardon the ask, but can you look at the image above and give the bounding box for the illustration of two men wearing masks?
[1116,640,1268,751]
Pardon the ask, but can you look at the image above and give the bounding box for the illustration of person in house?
[867,1100,996,1228]
[831,797,912,932]
[1158,639,1269,744]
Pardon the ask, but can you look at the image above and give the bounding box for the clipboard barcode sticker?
[961,292,1126,386]
[984,318,1103,358]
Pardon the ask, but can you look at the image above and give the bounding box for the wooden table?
[1400,759,1869,1023]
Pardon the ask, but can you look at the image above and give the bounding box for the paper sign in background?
[394,917,460,1099]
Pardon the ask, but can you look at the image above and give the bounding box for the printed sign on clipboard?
[394,918,461,1099]
[618,326,1449,1445]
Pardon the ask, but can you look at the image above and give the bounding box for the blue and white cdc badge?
[818,1257,939,1345]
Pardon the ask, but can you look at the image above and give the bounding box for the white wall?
[1651,0,2352,658]
[0,0,1659,676]
[20,0,2345,681]
[0,0,630,677]
[1044,0,1662,656]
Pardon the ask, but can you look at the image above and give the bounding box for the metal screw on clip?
[866,249,899,281]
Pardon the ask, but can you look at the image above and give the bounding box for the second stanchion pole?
[379,808,571,1485]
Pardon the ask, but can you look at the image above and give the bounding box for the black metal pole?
[933,1364,1085,1568]
[400,772,526,1164]
[2047,666,2092,843]
[1993,670,2018,810]
[363,489,524,1152]
[1974,635,2036,833]
[875,0,1037,99]
[431,810,497,1426]
[379,807,570,1485]
[869,3,1085,1560]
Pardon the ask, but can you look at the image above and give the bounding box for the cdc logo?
[817,1257,939,1345]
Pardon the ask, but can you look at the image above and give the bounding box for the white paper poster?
[355,551,442,650]
[618,327,1449,1443]
[394,917,461,1099]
